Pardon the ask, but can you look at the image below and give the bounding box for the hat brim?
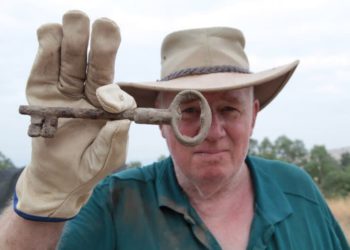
[118,60,299,110]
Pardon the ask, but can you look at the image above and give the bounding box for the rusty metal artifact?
[19,90,212,146]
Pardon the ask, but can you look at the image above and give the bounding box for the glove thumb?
[96,84,137,113]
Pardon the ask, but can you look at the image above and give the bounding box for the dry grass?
[327,197,350,242]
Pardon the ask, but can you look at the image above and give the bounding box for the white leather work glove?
[14,10,136,221]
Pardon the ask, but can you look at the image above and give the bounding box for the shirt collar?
[155,157,191,216]
[246,156,293,225]
[155,156,293,226]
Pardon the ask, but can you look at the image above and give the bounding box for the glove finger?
[96,84,137,113]
[85,18,121,107]
[26,23,63,104]
[58,10,90,98]
[83,120,131,174]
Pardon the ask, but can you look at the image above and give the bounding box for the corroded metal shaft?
[19,90,212,146]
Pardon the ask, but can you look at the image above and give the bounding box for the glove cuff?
[13,191,75,222]
[15,164,94,220]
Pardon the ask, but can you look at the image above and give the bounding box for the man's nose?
[205,112,226,141]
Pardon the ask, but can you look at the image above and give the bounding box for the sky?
[0,0,349,167]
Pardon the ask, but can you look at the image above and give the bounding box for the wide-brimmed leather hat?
[118,27,299,109]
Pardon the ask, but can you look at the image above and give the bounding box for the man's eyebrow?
[222,93,245,104]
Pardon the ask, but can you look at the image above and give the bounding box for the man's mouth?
[193,149,228,155]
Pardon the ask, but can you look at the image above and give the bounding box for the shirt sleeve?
[324,202,349,249]
[332,218,350,249]
[57,177,116,250]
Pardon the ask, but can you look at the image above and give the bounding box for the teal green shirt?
[58,156,349,249]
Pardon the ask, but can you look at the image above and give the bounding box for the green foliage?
[274,136,308,167]
[322,168,350,198]
[257,138,276,159]
[0,151,15,170]
[340,152,350,168]
[304,145,339,186]
[157,155,167,161]
[248,138,259,155]
[126,161,142,168]
[250,135,308,166]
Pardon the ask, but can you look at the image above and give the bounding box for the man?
[0,10,348,250]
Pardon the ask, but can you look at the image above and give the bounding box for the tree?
[274,136,308,167]
[322,168,350,198]
[0,151,15,170]
[126,161,142,168]
[258,138,276,159]
[248,138,259,156]
[250,136,308,166]
[304,145,339,186]
[340,152,350,169]
[157,155,167,161]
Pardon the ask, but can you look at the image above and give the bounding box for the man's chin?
[193,166,228,183]
[189,160,238,186]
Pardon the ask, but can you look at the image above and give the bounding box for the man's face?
[158,87,259,191]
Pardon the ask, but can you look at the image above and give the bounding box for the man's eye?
[182,107,199,114]
[180,106,201,122]
[222,106,237,112]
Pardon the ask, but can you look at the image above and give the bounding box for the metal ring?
[169,90,212,146]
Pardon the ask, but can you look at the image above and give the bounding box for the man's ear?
[250,99,260,134]
[159,124,166,139]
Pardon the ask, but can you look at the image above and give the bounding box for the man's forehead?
[219,87,253,100]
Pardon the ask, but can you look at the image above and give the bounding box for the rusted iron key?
[19,90,212,146]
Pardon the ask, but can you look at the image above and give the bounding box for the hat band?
[161,65,250,81]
